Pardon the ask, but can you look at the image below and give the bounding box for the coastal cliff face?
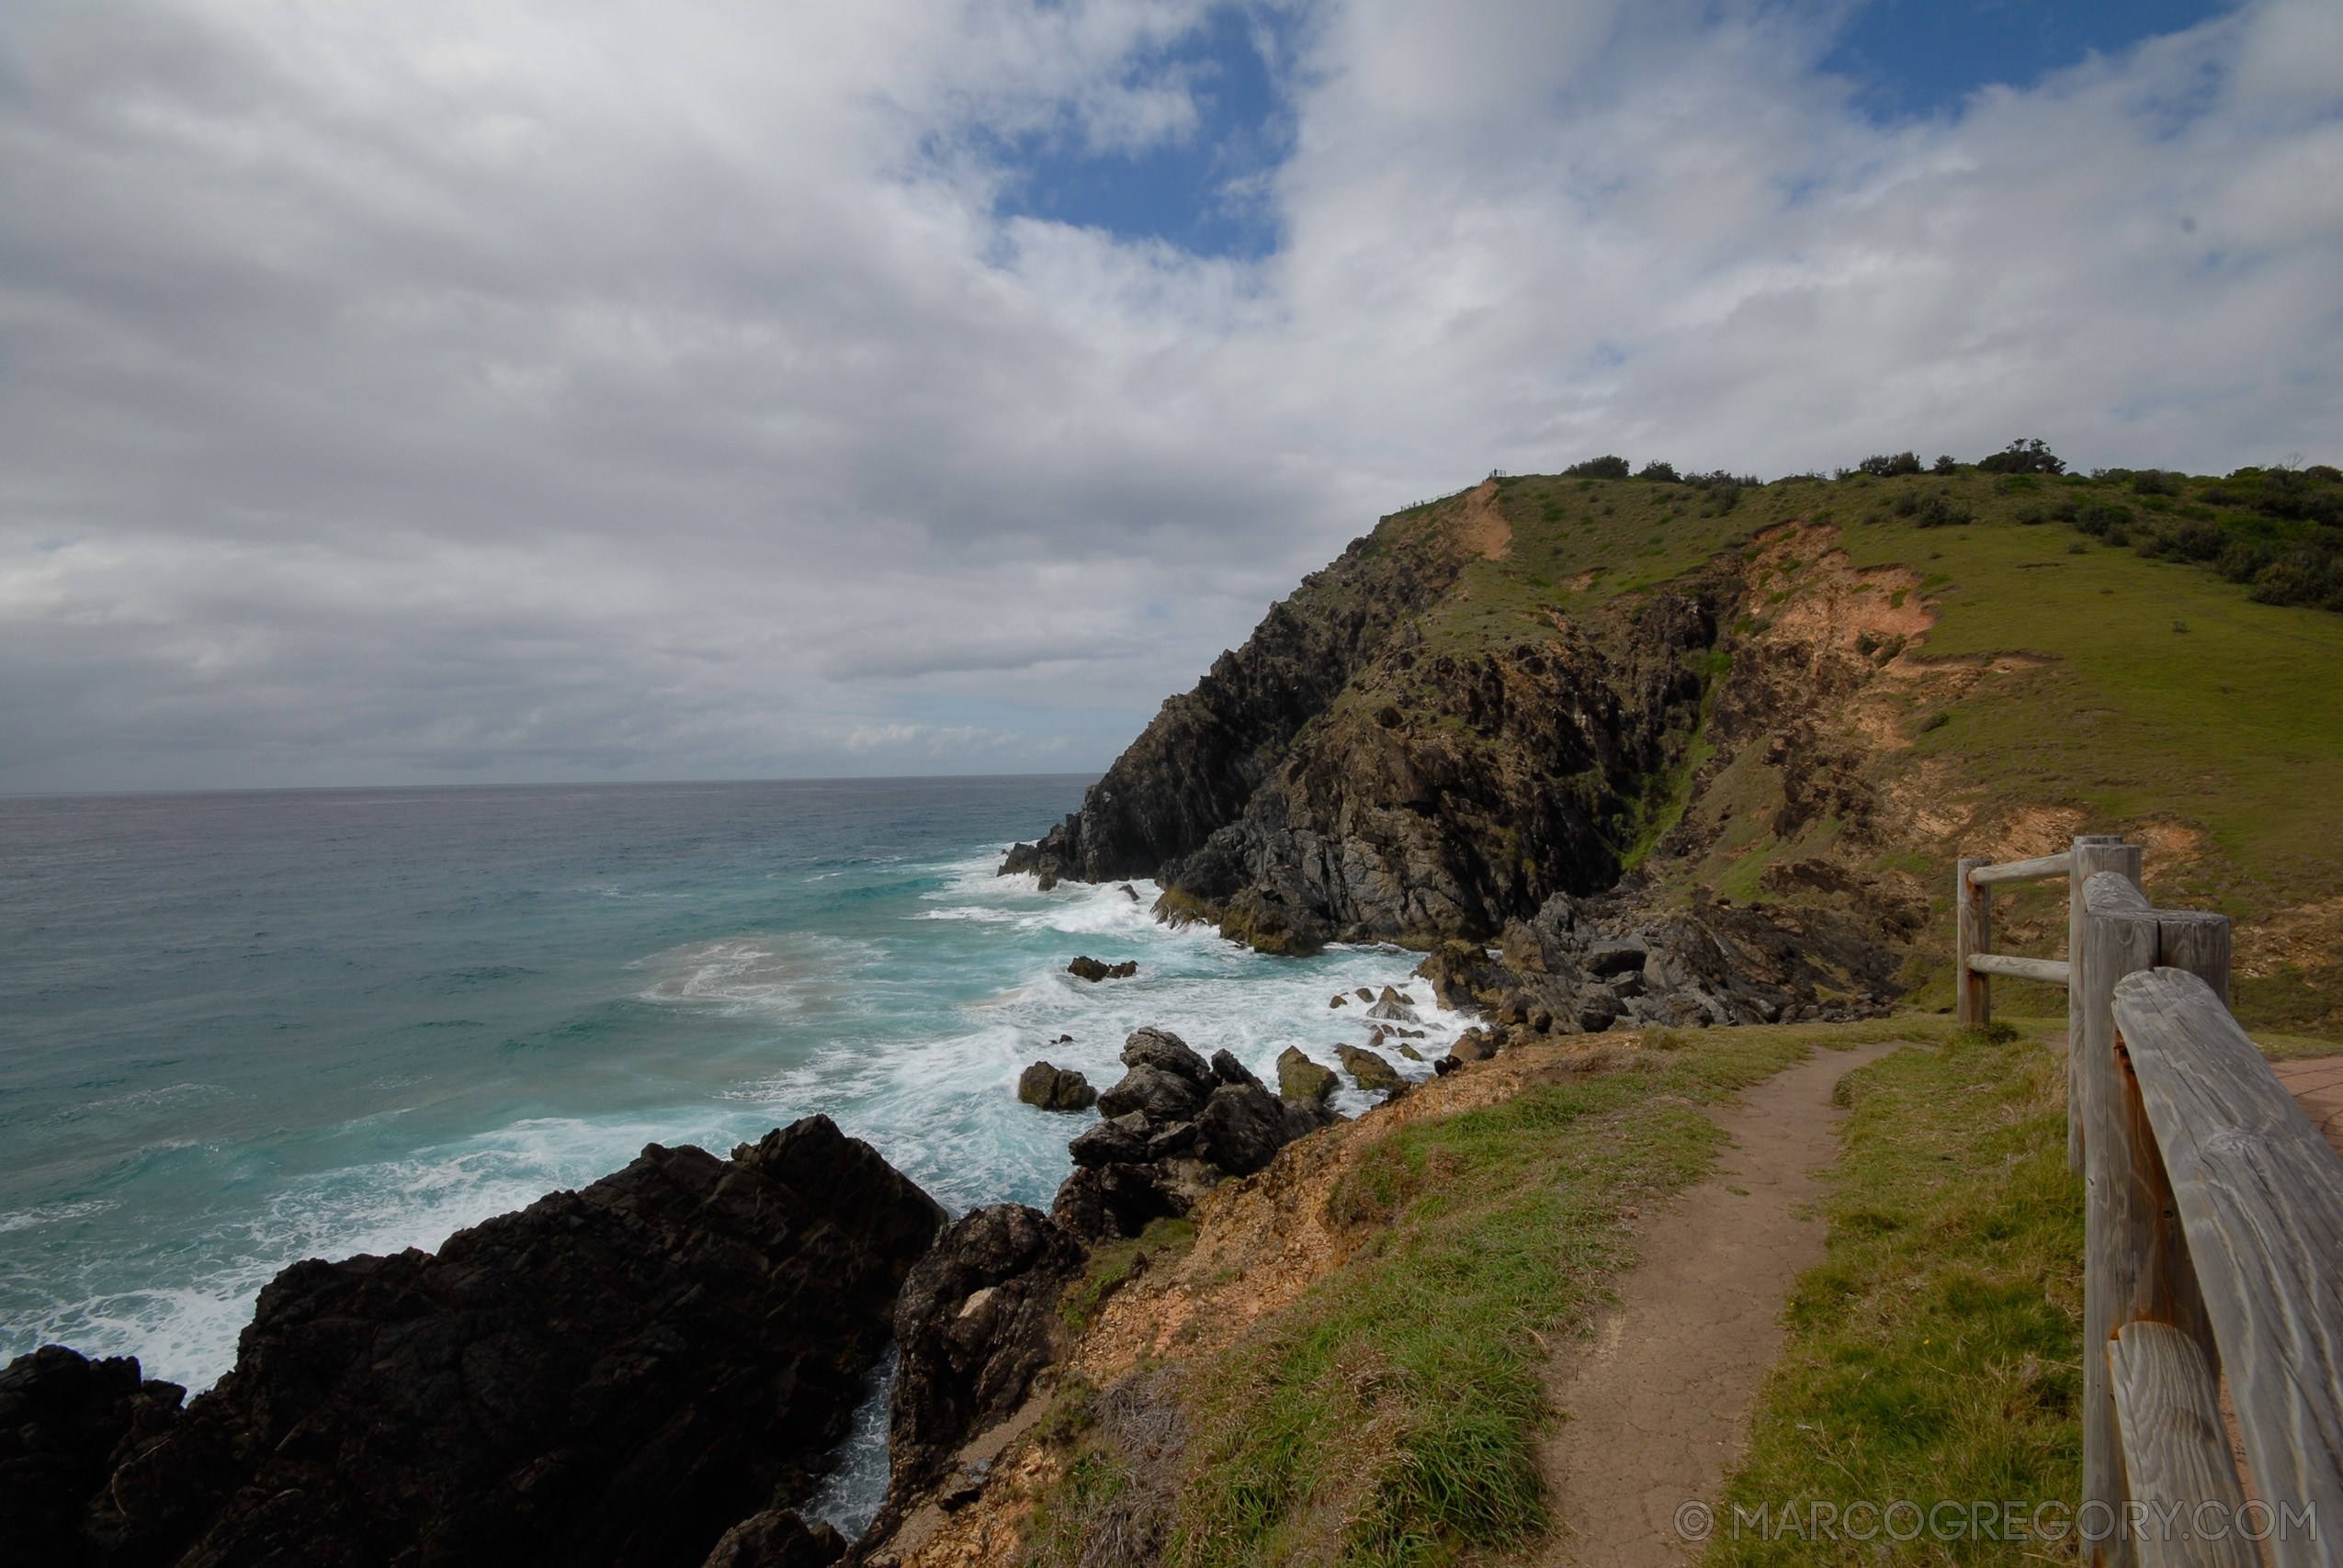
[12,1115,945,1568]
[1002,477,1969,1021]
[1004,498,1491,887]
[1008,481,1739,950]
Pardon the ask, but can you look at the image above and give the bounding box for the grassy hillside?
[1349,459,2343,1036]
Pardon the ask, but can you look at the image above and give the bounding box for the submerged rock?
[1066,955,1139,982]
[59,1116,945,1568]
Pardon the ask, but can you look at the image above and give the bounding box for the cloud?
[0,0,2337,790]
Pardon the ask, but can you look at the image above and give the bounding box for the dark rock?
[1121,1027,1213,1087]
[1096,1065,1204,1123]
[74,1116,944,1568]
[1364,995,1419,1021]
[1608,969,1647,998]
[1587,941,1647,976]
[1355,987,1375,1002]
[1048,1165,1190,1244]
[1394,1042,1424,1062]
[1054,1034,1073,1045]
[1069,1112,1153,1168]
[1578,994,1620,1032]
[699,1509,846,1568]
[1194,1085,1289,1176]
[1434,1055,1459,1076]
[886,1205,1084,1508]
[1275,1047,1338,1100]
[0,1343,166,1565]
[1017,1062,1097,1111]
[1207,1049,1262,1090]
[1335,1044,1399,1090]
[1329,994,1347,1008]
[1144,1121,1199,1160]
[1067,955,1136,983]
[1117,884,1141,902]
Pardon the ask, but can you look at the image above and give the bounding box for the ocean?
[0,777,1454,1529]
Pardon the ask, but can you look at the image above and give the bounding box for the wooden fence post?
[2068,836,2134,1174]
[2081,870,2156,1568]
[1956,856,1991,1027]
[2079,865,2227,1568]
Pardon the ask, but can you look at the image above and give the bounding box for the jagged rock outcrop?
[1415,884,1902,1040]
[39,1116,945,1568]
[882,1206,1086,1515]
[1047,1030,1341,1242]
[1001,507,1491,888]
[1159,585,1724,952]
[0,1345,184,1567]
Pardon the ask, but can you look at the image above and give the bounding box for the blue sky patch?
[1823,0,2232,121]
[992,5,1290,259]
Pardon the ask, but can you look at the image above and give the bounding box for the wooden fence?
[1955,837,2343,1568]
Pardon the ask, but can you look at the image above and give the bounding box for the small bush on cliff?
[1975,437,2065,475]
[1562,455,1631,479]
[1856,451,1923,477]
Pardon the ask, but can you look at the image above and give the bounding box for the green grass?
[1362,468,2343,1035]
[1707,1021,2084,1565]
[1156,1023,1924,1568]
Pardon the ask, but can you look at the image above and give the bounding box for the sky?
[2,0,2337,793]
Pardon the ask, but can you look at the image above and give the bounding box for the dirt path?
[1536,1041,1907,1568]
[2273,1056,2343,1161]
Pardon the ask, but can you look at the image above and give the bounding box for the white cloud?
[1,0,2337,790]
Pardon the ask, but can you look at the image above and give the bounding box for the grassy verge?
[1707,1020,2083,1565]
[1149,1021,1935,1568]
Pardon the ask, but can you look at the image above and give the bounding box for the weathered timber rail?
[1954,836,2343,1567]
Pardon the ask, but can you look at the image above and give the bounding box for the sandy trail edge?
[1535,1040,1908,1568]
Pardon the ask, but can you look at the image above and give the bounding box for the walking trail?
[1535,1040,1905,1568]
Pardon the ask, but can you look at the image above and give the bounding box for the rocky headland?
[1004,487,1935,1031]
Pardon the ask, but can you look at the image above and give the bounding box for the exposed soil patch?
[1454,479,1515,559]
[1534,1042,1905,1568]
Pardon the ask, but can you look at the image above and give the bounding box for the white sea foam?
[0,1198,119,1235]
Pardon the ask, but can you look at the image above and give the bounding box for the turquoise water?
[0,777,1453,1402]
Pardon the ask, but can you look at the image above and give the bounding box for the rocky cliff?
[7,1116,945,1568]
[1001,473,1976,1029]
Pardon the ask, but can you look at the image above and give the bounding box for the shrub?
[2132,468,2183,495]
[1931,454,1959,474]
[2217,539,2272,582]
[1636,459,1681,482]
[2074,502,2132,536]
[1856,451,1923,477]
[1911,491,1974,528]
[1564,455,1632,479]
[2157,521,2226,563]
[1977,437,2066,475]
[1891,491,1918,517]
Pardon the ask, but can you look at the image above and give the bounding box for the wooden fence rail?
[1952,836,2343,1568]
